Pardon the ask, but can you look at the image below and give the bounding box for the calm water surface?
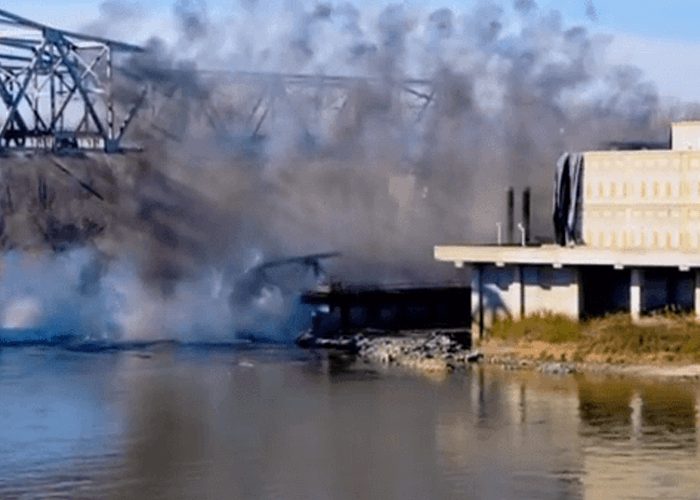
[1,344,699,499]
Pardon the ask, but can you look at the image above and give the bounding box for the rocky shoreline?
[298,331,700,380]
[484,354,577,375]
[355,337,578,376]
[297,331,482,373]
[355,333,483,373]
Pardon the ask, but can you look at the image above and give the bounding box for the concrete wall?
[467,264,700,339]
[471,265,520,329]
[472,265,580,334]
[522,267,580,318]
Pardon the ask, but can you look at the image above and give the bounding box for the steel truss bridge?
[0,8,146,154]
[0,9,436,155]
[144,70,434,150]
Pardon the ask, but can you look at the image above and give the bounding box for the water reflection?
[578,378,635,438]
[0,348,699,499]
[640,385,696,440]
[577,377,697,448]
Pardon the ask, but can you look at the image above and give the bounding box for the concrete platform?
[434,244,700,339]
[435,245,700,270]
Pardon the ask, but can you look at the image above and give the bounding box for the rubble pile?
[298,331,482,373]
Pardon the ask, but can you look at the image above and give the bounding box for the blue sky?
[5,0,700,42]
[4,1,700,100]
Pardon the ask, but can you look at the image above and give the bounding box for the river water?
[1,344,699,499]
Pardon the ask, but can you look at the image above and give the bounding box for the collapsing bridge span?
[0,9,437,155]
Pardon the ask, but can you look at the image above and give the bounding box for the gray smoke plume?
[0,0,685,339]
[585,1,598,22]
[82,1,146,41]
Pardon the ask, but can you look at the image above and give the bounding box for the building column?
[574,267,583,321]
[694,269,700,322]
[518,265,526,319]
[512,265,524,321]
[630,269,643,322]
[473,265,485,340]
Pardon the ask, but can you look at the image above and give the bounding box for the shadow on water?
[302,350,384,381]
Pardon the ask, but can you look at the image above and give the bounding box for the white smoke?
[0,248,298,342]
[2,297,42,329]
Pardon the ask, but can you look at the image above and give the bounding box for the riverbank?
[299,313,700,380]
[479,313,700,380]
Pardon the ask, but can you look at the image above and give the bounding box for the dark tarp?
[553,152,584,246]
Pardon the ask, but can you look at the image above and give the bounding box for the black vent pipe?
[507,187,514,244]
[522,187,531,245]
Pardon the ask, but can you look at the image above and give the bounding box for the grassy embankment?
[486,312,700,364]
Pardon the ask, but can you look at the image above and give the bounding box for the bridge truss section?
[0,9,145,154]
[146,69,436,154]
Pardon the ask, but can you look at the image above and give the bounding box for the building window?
[610,183,616,197]
[641,182,647,198]
[653,232,659,248]
[598,182,604,197]
[666,182,672,197]
[654,181,660,197]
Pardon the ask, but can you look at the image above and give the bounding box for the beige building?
[583,122,700,250]
[435,122,700,337]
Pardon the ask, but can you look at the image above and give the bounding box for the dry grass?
[489,312,700,364]
[582,313,700,362]
[491,313,583,344]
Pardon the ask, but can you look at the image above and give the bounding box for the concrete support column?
[574,267,583,321]
[476,265,485,340]
[694,270,700,322]
[512,265,523,321]
[519,266,526,319]
[630,269,643,322]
